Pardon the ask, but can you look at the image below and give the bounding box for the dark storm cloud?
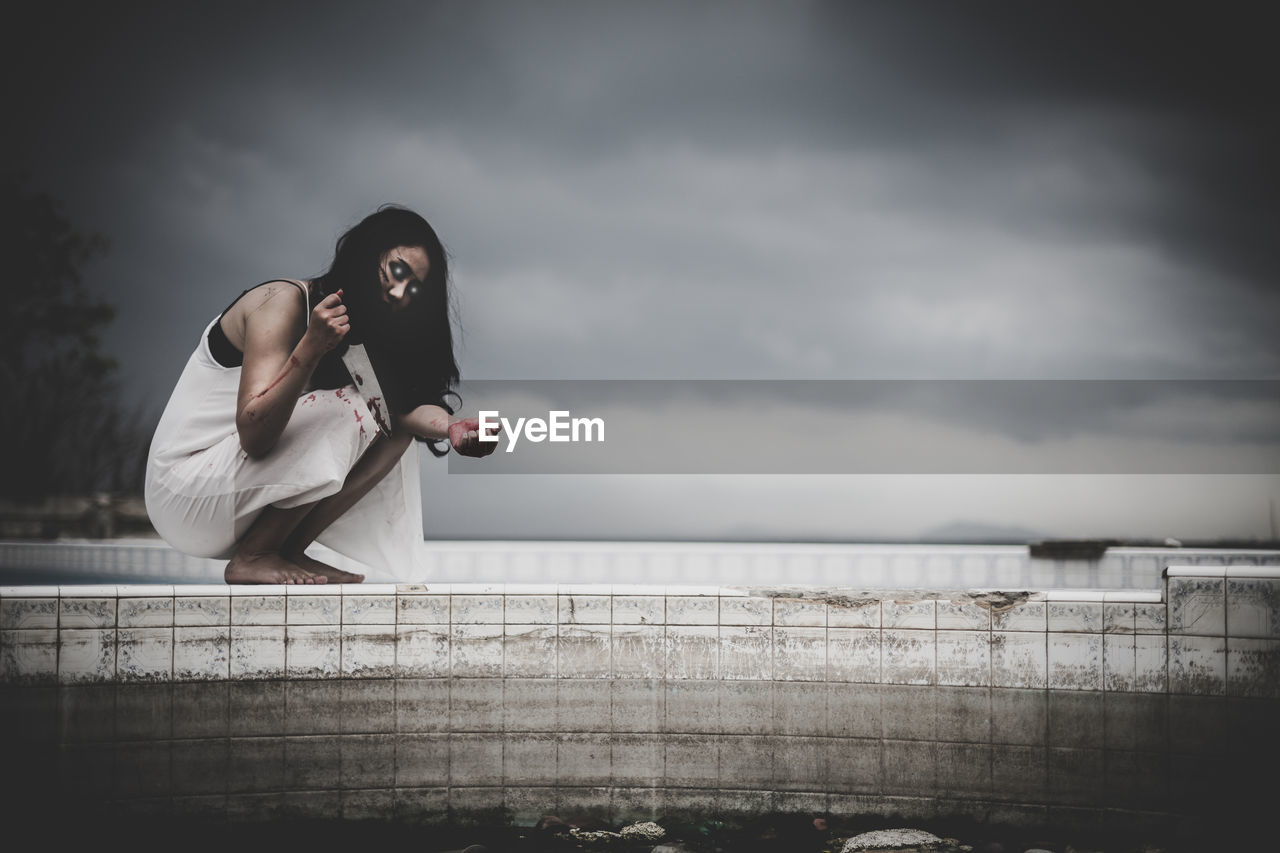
[810,1,1280,288]
[6,1,1277,539]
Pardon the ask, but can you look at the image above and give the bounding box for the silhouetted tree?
[1,173,153,500]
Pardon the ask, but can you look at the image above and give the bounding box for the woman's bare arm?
[399,405,499,456]
[235,287,349,457]
[398,404,455,441]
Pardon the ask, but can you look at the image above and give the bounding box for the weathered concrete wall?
[1,565,1277,840]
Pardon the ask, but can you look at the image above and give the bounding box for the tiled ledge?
[1165,564,1280,578]
[6,539,1279,588]
[1,583,1180,633]
[0,568,1276,695]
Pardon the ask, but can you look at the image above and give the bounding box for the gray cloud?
[6,1,1278,540]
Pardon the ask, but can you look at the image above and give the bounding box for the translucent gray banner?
[444,380,1280,474]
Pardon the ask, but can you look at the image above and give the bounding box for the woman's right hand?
[306,290,350,352]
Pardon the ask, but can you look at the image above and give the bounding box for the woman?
[145,206,495,584]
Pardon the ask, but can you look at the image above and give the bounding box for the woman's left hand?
[449,416,499,457]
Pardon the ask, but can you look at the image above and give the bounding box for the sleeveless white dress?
[144,282,430,582]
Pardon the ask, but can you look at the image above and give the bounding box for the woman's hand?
[449,416,500,457]
[303,290,350,354]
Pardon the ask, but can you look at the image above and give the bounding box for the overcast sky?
[6,1,1278,543]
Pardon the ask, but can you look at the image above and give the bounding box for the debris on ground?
[618,822,667,842]
[841,827,946,851]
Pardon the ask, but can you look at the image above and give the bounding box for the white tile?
[504,594,558,624]
[503,625,557,677]
[1104,589,1163,604]
[229,595,285,626]
[500,583,557,595]
[1134,603,1168,634]
[1168,577,1225,636]
[353,583,398,595]
[451,595,504,624]
[937,630,990,687]
[883,600,935,630]
[174,626,230,681]
[58,628,116,683]
[119,596,176,628]
[285,625,340,678]
[118,584,176,597]
[936,600,988,631]
[719,626,772,680]
[396,624,450,678]
[665,596,718,626]
[1225,565,1280,579]
[612,595,664,625]
[0,597,58,630]
[1133,635,1167,693]
[0,629,57,682]
[286,593,341,626]
[1046,589,1106,602]
[556,582,611,595]
[284,585,342,596]
[59,597,115,629]
[404,582,451,595]
[827,627,880,684]
[1102,602,1135,634]
[451,624,504,677]
[0,585,60,598]
[1047,632,1102,691]
[228,584,287,595]
[174,595,230,627]
[664,585,720,597]
[342,594,397,625]
[774,627,828,682]
[1047,602,1104,633]
[1165,565,1224,578]
[557,625,612,679]
[1226,578,1280,639]
[882,628,935,685]
[774,598,826,627]
[992,601,1046,632]
[1103,633,1136,692]
[667,625,719,679]
[990,631,1046,689]
[1168,635,1225,695]
[397,594,449,624]
[58,585,119,597]
[719,596,772,626]
[829,598,881,629]
[611,584,667,597]
[1226,637,1280,699]
[559,594,612,624]
[175,584,232,596]
[229,626,286,680]
[612,624,667,678]
[341,625,396,677]
[118,627,173,681]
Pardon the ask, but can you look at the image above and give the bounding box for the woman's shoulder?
[229,279,310,320]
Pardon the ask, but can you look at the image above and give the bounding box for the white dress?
[144,282,430,582]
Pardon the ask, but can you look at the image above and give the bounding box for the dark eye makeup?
[389,260,411,281]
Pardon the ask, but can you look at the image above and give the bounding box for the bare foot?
[286,551,364,584]
[225,551,327,585]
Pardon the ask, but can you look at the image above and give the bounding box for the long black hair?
[310,205,460,450]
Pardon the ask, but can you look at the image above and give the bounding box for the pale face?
[378,245,430,311]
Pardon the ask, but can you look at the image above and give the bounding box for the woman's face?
[378,245,430,311]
